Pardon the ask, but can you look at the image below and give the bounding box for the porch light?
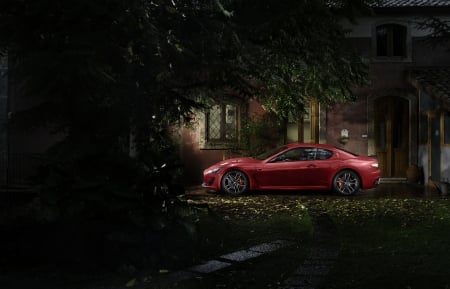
[339,129,349,144]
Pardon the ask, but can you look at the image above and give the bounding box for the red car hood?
[217,157,259,166]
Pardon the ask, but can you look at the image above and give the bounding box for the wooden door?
[374,96,409,177]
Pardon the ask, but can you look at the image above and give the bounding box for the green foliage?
[239,112,284,156]
[415,16,450,51]
[304,198,450,227]
[0,0,193,203]
[0,0,371,209]
[228,0,369,119]
[304,198,450,289]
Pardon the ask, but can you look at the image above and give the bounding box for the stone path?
[120,239,296,289]
[114,210,338,289]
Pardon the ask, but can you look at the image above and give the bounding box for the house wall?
[326,96,369,155]
[180,98,266,185]
[330,14,450,163]
[183,13,450,185]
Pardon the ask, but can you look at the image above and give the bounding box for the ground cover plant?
[0,194,312,289]
[163,194,450,289]
[3,193,449,289]
[182,195,312,264]
[149,194,313,289]
[303,198,450,289]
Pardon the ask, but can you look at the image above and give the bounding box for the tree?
[0,0,374,269]
[227,0,369,119]
[415,16,450,51]
[0,0,371,194]
[155,0,370,119]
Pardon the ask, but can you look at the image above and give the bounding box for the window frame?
[372,21,411,62]
[206,103,238,143]
[199,99,245,150]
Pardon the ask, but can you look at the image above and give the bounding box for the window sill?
[201,141,240,150]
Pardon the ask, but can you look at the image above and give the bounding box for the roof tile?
[372,0,450,7]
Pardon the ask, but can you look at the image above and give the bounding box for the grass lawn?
[3,194,450,289]
[181,195,312,267]
[303,198,450,289]
[174,195,450,289]
[156,195,313,289]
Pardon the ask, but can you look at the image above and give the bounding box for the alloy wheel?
[221,170,249,195]
[333,170,360,195]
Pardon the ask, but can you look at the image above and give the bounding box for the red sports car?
[202,143,380,196]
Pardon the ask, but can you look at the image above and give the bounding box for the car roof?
[285,142,336,150]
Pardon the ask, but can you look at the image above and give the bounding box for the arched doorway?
[374,96,410,177]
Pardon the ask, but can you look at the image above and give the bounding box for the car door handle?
[307,164,316,168]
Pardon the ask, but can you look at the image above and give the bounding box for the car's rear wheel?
[221,170,249,195]
[332,170,360,195]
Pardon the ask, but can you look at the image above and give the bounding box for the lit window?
[206,103,238,142]
[376,23,407,58]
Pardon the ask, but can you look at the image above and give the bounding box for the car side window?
[316,149,333,160]
[272,148,317,162]
[271,148,300,162]
[303,148,316,160]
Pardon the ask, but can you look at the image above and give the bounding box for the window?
[206,103,237,142]
[199,100,242,149]
[374,23,409,60]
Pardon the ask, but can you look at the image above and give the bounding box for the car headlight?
[206,167,222,174]
[371,163,379,168]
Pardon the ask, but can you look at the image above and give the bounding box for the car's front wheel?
[221,170,249,195]
[332,170,360,195]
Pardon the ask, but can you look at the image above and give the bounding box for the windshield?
[254,146,287,160]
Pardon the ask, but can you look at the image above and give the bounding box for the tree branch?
[214,0,234,18]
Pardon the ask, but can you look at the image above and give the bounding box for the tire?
[332,170,361,196]
[221,170,249,195]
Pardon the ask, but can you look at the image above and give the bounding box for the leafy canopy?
[0,0,371,188]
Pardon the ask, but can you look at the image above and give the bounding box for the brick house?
[1,0,450,189]
[179,0,450,186]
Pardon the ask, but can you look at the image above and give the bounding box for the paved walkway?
[114,239,297,289]
[111,209,338,289]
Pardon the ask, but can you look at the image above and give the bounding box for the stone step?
[379,177,408,184]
